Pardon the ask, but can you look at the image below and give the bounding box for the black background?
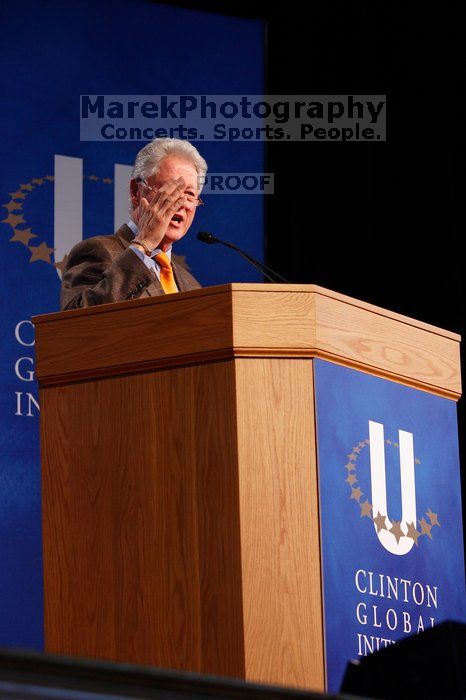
[159,0,465,557]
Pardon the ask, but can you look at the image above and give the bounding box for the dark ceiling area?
[153,0,465,546]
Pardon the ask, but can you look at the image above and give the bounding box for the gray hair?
[131,138,207,191]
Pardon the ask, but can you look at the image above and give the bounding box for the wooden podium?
[33,284,462,692]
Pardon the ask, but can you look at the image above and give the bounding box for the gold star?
[88,174,99,181]
[390,520,404,544]
[426,509,440,527]
[348,452,357,461]
[3,200,23,212]
[44,175,54,181]
[346,473,357,486]
[2,213,25,227]
[102,177,113,184]
[20,183,34,191]
[358,441,366,449]
[353,446,361,454]
[31,178,44,185]
[350,486,363,502]
[418,517,433,539]
[406,521,421,545]
[386,439,391,445]
[359,499,373,518]
[54,254,69,274]
[415,458,421,464]
[393,442,399,448]
[345,462,356,472]
[29,241,55,263]
[9,190,26,199]
[365,439,370,444]
[373,511,387,533]
[10,228,37,245]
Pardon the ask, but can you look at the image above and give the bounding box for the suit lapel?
[172,261,186,292]
[144,276,164,297]
[114,224,163,297]
[114,223,134,248]
[172,259,200,292]
[145,262,186,297]
[114,224,198,296]
[144,261,193,297]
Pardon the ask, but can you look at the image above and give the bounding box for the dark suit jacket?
[61,224,201,310]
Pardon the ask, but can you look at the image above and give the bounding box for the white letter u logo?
[369,420,417,555]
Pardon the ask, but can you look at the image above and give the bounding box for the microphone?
[197,232,289,283]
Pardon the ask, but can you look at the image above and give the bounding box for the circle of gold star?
[344,436,440,545]
[1,174,113,269]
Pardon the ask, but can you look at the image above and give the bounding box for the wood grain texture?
[41,355,324,689]
[35,289,234,383]
[33,284,461,398]
[41,361,245,675]
[312,293,461,399]
[32,283,461,340]
[234,358,324,690]
[230,288,461,399]
[37,284,461,692]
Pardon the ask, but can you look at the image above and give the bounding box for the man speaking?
[60,138,207,310]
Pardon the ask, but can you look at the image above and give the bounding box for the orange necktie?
[155,252,178,294]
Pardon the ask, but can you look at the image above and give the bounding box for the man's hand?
[132,176,187,251]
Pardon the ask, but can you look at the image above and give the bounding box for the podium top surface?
[33,284,461,399]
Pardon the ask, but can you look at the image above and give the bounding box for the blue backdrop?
[314,359,466,691]
[0,0,264,648]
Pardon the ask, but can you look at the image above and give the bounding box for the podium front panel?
[313,359,466,692]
